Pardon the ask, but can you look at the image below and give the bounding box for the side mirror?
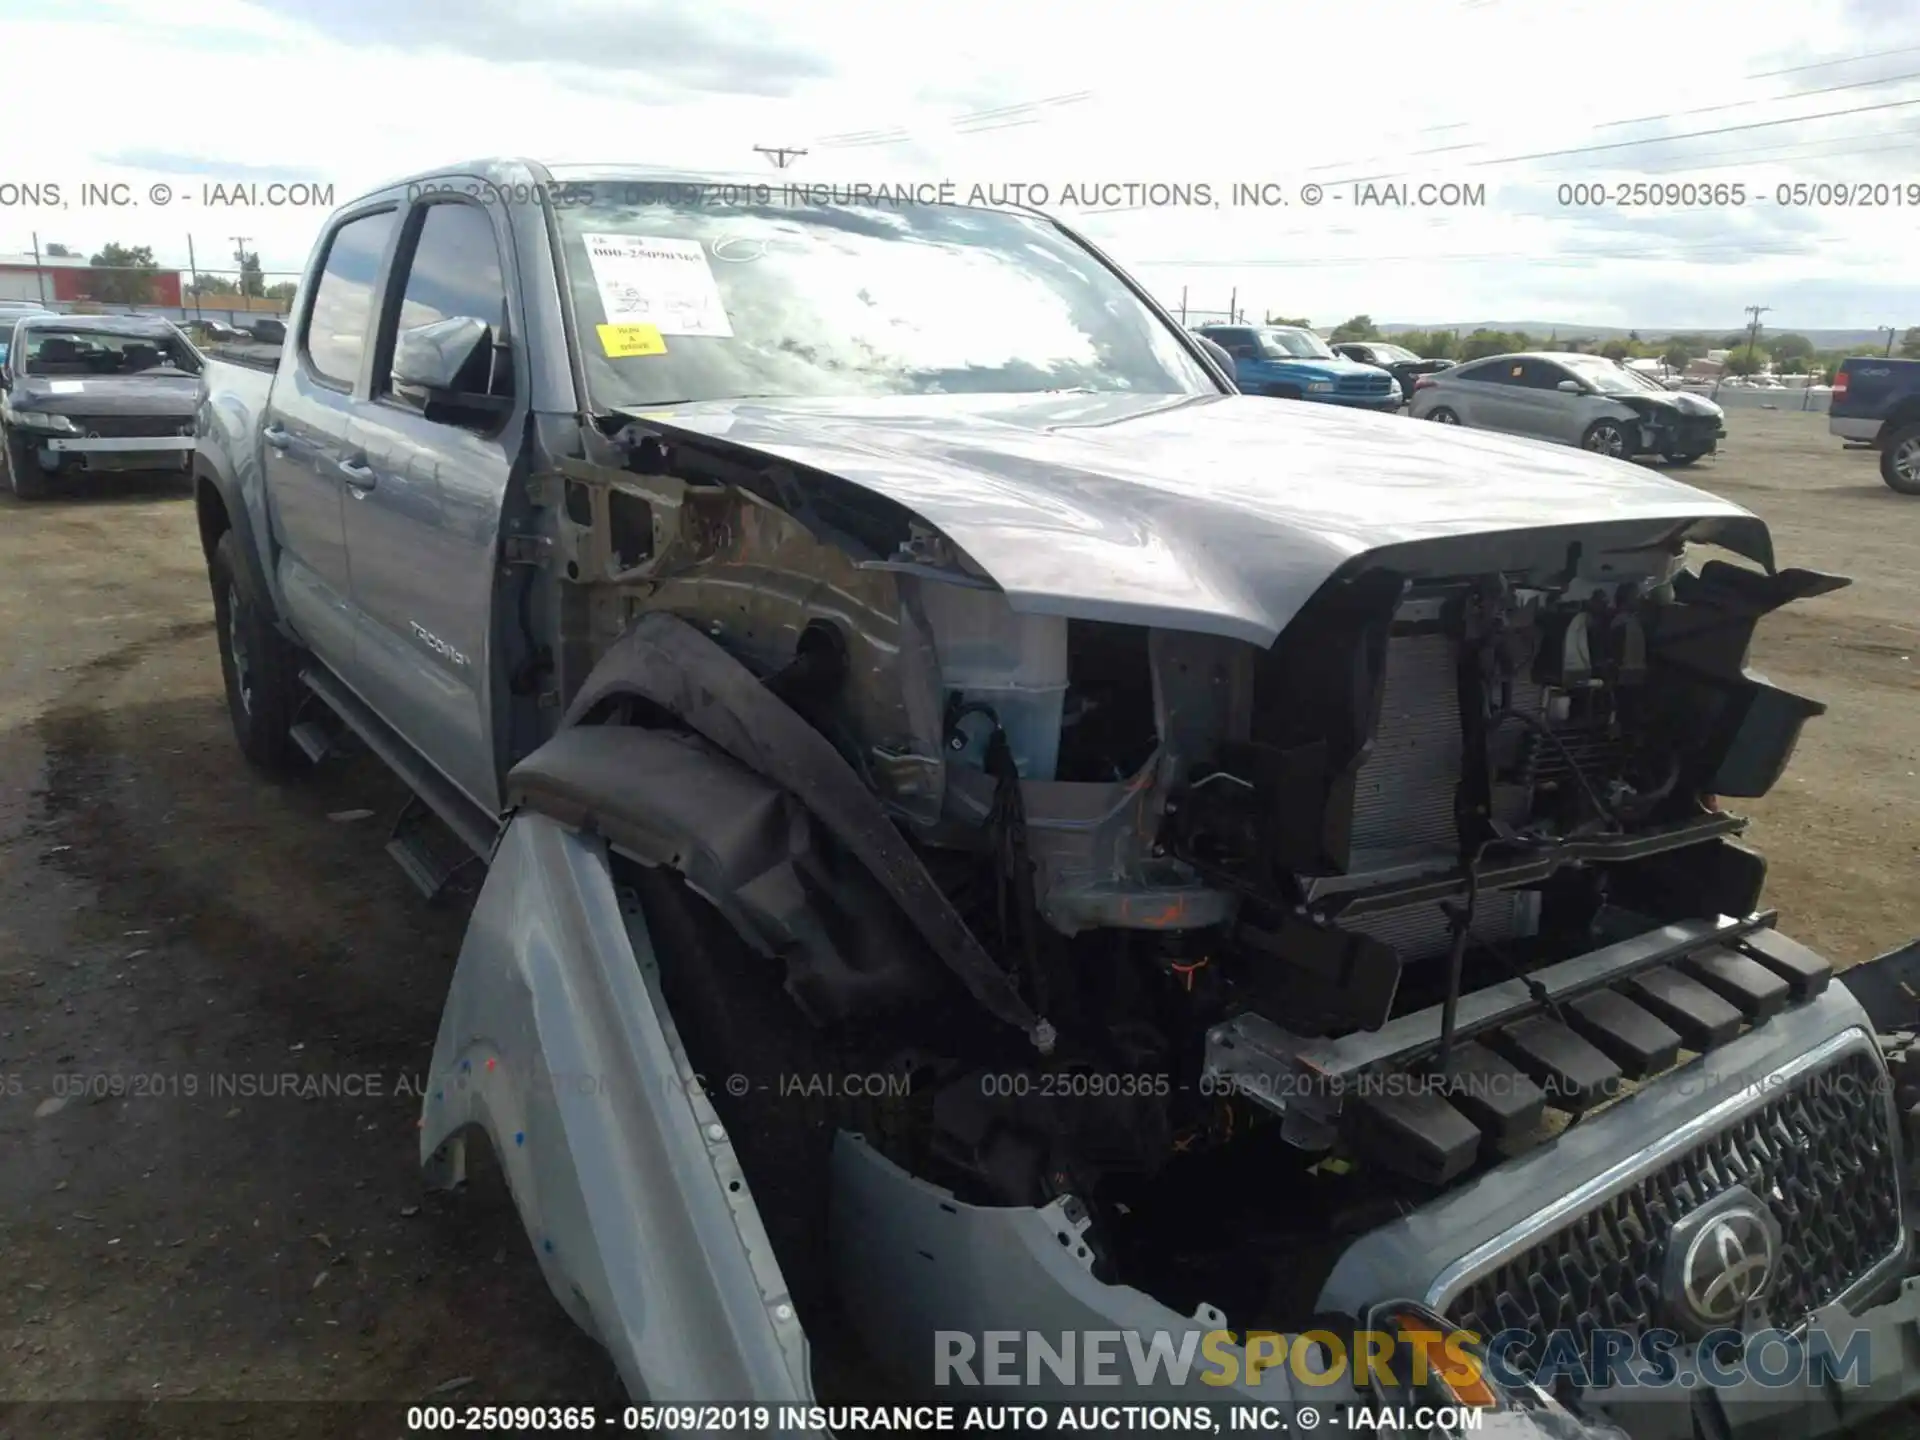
[392,315,492,394]
[1556,379,1583,393]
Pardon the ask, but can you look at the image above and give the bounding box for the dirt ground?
[1,409,1917,1435]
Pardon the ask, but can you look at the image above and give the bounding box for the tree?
[1329,314,1381,343]
[1663,342,1694,370]
[1772,333,1814,363]
[1627,330,1642,344]
[86,242,160,304]
[189,274,240,296]
[238,249,265,299]
[1265,314,1312,328]
[1459,328,1514,361]
[1600,339,1632,361]
[43,242,75,257]
[1900,327,1920,359]
[263,281,297,302]
[1725,347,1769,376]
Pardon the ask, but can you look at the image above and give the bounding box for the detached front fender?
[420,811,818,1419]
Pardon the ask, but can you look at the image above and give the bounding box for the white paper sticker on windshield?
[48,380,84,394]
[581,234,734,338]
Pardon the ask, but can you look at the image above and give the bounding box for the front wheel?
[1427,407,1461,424]
[1582,418,1635,458]
[1662,451,1707,466]
[2,424,51,500]
[1881,422,1920,495]
[208,528,307,775]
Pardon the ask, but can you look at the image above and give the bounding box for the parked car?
[183,318,252,346]
[1408,350,1726,463]
[1193,323,1398,409]
[0,312,201,498]
[1329,340,1453,401]
[1829,355,1920,494]
[191,159,1920,1434]
[245,317,287,344]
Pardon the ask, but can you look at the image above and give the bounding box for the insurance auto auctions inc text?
[776,180,1486,209]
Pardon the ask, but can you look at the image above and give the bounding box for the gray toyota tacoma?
[192,159,1920,1439]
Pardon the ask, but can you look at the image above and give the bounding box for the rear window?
[304,208,398,388]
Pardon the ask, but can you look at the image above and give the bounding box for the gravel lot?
[1,408,1916,1435]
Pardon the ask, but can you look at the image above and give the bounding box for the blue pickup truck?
[1194,323,1399,409]
[189,158,1920,1435]
[1829,354,1920,493]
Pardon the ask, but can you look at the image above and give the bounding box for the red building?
[0,255,185,307]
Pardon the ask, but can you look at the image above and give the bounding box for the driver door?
[1500,358,1577,442]
[338,193,525,816]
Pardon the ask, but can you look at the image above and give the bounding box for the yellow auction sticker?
[597,323,667,358]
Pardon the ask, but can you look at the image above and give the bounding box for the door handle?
[336,457,377,490]
[263,424,291,450]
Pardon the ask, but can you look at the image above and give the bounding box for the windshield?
[20,327,201,378]
[548,181,1215,409]
[1258,327,1336,360]
[1370,344,1419,363]
[1560,355,1664,393]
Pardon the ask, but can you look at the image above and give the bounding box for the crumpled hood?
[5,372,200,419]
[1606,386,1724,419]
[618,391,1771,645]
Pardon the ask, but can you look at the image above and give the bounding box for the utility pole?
[231,236,254,302]
[187,235,202,322]
[1886,326,1897,357]
[752,146,807,170]
[1742,304,1769,373]
[30,231,47,305]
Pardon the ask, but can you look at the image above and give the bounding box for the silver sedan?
[1407,351,1726,464]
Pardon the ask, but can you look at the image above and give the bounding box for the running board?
[297,665,500,864]
[290,720,340,765]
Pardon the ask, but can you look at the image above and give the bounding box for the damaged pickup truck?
[193,161,1920,1438]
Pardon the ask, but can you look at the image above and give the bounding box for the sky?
[1,0,1917,330]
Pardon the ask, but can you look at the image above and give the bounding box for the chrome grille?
[1442,1043,1904,1364]
[1337,373,1395,396]
[64,414,190,439]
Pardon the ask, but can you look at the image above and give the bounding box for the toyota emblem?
[1663,1187,1782,1331]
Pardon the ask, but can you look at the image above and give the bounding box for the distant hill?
[1378,322,1893,350]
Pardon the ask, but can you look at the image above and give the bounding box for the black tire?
[1881,422,1920,495]
[208,528,306,775]
[1582,418,1634,459]
[2,424,51,500]
[1662,452,1707,467]
[1427,407,1461,425]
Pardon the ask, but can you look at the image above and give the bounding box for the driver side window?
[373,200,515,429]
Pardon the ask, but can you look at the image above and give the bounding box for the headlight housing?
[11,410,78,434]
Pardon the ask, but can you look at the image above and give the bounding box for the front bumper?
[39,434,194,471]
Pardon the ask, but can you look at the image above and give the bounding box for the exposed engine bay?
[521,417,1848,1338]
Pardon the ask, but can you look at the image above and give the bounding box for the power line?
[1593,65,1920,129]
[752,145,808,169]
[1092,54,1920,216]
[1749,42,1920,79]
[813,91,1094,150]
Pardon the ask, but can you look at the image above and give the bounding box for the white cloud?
[1,0,1916,327]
